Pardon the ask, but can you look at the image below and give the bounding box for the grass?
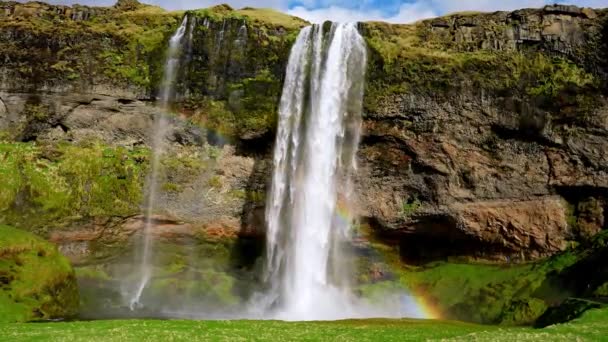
[236,7,308,29]
[0,307,607,341]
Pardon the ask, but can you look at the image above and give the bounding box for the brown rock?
[451,197,569,258]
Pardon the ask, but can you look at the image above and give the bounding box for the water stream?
[129,16,190,310]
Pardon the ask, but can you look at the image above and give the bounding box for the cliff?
[1,0,607,324]
[360,5,608,263]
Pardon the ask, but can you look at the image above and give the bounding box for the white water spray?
[129,16,189,310]
[262,23,394,321]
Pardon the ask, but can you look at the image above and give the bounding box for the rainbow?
[402,291,442,320]
[334,197,443,321]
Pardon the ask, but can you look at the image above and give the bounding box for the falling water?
[262,23,383,321]
[236,20,248,46]
[215,19,226,53]
[129,16,189,310]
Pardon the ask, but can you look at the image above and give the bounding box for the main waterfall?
[262,23,373,321]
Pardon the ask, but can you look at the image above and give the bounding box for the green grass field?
[1,308,607,341]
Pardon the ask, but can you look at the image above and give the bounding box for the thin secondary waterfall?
[129,16,190,310]
[263,23,370,321]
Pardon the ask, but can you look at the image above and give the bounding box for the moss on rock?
[535,298,603,328]
[362,19,604,124]
[0,225,79,322]
[363,224,608,325]
[0,142,149,233]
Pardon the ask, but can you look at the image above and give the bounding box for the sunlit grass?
[1,308,607,342]
[237,7,308,29]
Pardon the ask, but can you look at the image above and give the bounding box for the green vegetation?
[398,261,559,324]
[0,2,181,91]
[77,236,246,316]
[229,189,266,204]
[176,5,302,140]
[1,2,305,140]
[0,307,607,341]
[0,225,78,323]
[373,229,608,325]
[237,7,308,30]
[189,5,306,30]
[535,298,602,328]
[0,142,149,232]
[401,196,421,218]
[226,69,282,136]
[362,22,601,121]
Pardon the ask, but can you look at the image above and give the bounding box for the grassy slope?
[0,308,606,341]
[361,227,608,325]
[0,225,78,322]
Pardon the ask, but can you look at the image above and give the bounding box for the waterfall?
[236,20,248,47]
[262,23,374,321]
[129,16,190,310]
[215,19,226,53]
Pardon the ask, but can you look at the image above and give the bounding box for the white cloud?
[289,0,608,24]
[429,0,548,14]
[288,2,436,23]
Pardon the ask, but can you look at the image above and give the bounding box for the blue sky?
[17,0,608,22]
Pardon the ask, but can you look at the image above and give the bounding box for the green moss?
[401,196,421,218]
[0,225,79,322]
[229,68,281,135]
[395,252,580,324]
[499,299,548,326]
[20,103,51,122]
[162,182,183,193]
[594,282,608,297]
[179,6,299,140]
[360,224,608,325]
[229,190,266,204]
[185,68,282,139]
[0,142,149,232]
[135,240,240,308]
[535,298,603,328]
[187,99,237,139]
[75,266,111,282]
[0,2,182,92]
[207,175,223,188]
[236,7,308,30]
[362,22,601,120]
[190,5,243,21]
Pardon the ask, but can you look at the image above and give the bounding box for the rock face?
[0,2,607,319]
[0,225,79,322]
[426,6,602,55]
[357,6,608,262]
